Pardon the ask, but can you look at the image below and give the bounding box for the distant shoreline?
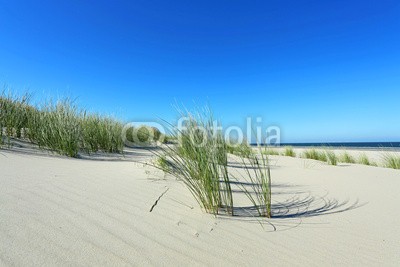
[251,142,400,151]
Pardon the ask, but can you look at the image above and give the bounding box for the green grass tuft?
[358,153,374,166]
[0,92,32,146]
[1,91,125,157]
[382,153,400,169]
[227,141,254,158]
[32,100,82,157]
[125,125,163,145]
[237,147,272,217]
[80,113,124,154]
[303,149,327,162]
[283,146,296,157]
[262,147,280,156]
[325,150,338,165]
[154,109,234,215]
[154,108,272,217]
[302,149,338,165]
[340,151,356,163]
[155,154,173,173]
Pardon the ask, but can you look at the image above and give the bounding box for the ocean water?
[250,142,400,150]
[265,142,400,150]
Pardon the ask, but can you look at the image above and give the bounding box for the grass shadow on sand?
[218,182,364,232]
[0,138,160,162]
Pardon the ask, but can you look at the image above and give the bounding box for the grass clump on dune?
[27,100,82,157]
[283,146,296,157]
[1,91,125,157]
[155,120,272,218]
[357,153,376,166]
[262,147,280,156]
[227,141,254,158]
[0,92,32,146]
[340,151,356,164]
[80,113,124,154]
[325,150,338,165]
[303,149,327,162]
[155,154,173,173]
[123,125,166,148]
[237,147,272,217]
[155,109,234,215]
[382,153,400,169]
[154,108,272,218]
[302,149,337,165]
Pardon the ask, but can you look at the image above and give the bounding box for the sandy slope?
[0,149,399,266]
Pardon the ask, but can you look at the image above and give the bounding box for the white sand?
[1,148,399,266]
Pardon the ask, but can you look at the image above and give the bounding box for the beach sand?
[1,148,399,266]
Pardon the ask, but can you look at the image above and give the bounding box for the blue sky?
[1,0,399,142]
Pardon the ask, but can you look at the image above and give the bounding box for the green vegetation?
[382,153,400,169]
[237,147,272,217]
[283,146,296,157]
[155,154,172,173]
[80,113,124,154]
[125,125,163,145]
[155,109,272,217]
[303,149,327,162]
[155,110,233,215]
[262,147,280,156]
[29,100,82,157]
[340,151,356,164]
[325,150,338,166]
[302,149,337,165]
[357,153,376,166]
[1,91,124,157]
[0,92,32,146]
[227,141,254,158]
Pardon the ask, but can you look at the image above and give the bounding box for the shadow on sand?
[0,138,158,162]
[219,181,365,232]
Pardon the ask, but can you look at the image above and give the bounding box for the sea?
[252,142,400,151]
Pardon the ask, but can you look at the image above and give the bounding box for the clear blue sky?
[1,0,399,142]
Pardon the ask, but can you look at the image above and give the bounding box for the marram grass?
[155,154,172,173]
[153,108,272,218]
[325,150,338,166]
[302,149,337,165]
[28,100,82,157]
[303,149,327,162]
[382,153,400,169]
[153,109,234,216]
[262,147,280,156]
[283,146,296,157]
[0,92,32,146]
[340,151,356,164]
[80,113,124,154]
[227,141,254,158]
[236,147,272,217]
[1,91,125,157]
[358,153,374,166]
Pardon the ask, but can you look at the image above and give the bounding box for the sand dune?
[1,149,399,266]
